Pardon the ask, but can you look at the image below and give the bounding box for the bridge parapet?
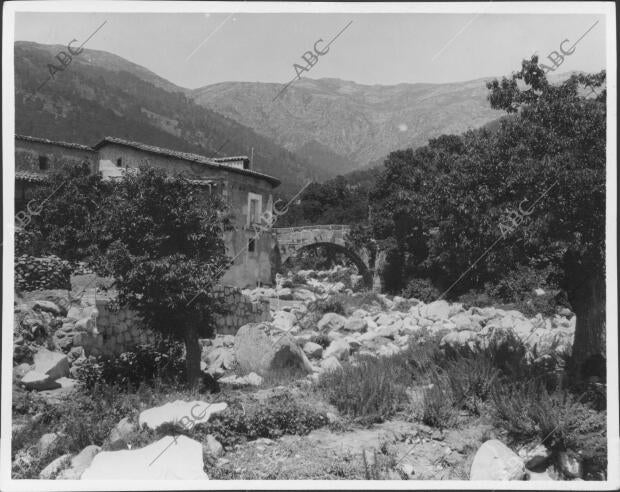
[274,225,351,250]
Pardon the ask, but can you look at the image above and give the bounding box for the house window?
[248,238,256,253]
[38,155,49,170]
[116,158,123,167]
[247,192,262,226]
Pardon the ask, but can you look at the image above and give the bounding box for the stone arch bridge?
[273,225,374,287]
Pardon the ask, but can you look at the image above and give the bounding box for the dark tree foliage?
[368,57,605,377]
[97,167,231,384]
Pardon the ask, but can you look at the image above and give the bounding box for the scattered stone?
[317,313,347,332]
[39,453,71,479]
[423,300,451,321]
[205,435,224,457]
[37,433,60,455]
[57,445,101,479]
[81,436,208,480]
[323,338,351,361]
[109,417,137,448]
[556,451,582,479]
[470,440,525,480]
[344,317,367,332]
[303,341,323,358]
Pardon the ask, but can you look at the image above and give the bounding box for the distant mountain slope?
[189,77,505,169]
[14,41,325,195]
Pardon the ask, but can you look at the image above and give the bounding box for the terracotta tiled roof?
[15,171,49,183]
[15,134,96,152]
[93,137,280,187]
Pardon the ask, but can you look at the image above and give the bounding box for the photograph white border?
[2,2,617,491]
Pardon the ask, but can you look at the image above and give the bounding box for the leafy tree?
[486,57,605,377]
[368,57,606,378]
[16,162,111,261]
[97,167,231,384]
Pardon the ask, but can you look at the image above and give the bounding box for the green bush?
[444,356,499,415]
[401,278,440,303]
[317,355,408,423]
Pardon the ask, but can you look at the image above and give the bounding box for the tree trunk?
[183,322,202,386]
[568,271,606,380]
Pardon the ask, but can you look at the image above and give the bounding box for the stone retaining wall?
[213,285,272,335]
[92,285,271,354]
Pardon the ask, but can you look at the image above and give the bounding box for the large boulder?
[33,300,64,316]
[440,330,481,353]
[234,323,313,375]
[138,400,227,430]
[33,347,69,380]
[39,454,71,479]
[470,440,526,480]
[21,371,61,391]
[81,436,208,480]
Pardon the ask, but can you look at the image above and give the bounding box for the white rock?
[303,341,323,358]
[138,400,227,430]
[317,313,347,332]
[205,435,224,457]
[343,317,367,332]
[33,347,69,380]
[57,445,101,479]
[39,454,71,479]
[272,310,297,333]
[21,371,60,391]
[81,435,208,480]
[324,338,351,361]
[424,300,451,321]
[470,440,525,480]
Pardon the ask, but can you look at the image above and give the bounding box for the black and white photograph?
[1,1,618,489]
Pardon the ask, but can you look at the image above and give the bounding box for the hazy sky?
[14,11,606,89]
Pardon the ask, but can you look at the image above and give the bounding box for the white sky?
[14,11,606,89]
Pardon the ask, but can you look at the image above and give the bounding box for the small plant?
[309,334,331,349]
[419,372,458,429]
[317,355,408,422]
[308,296,346,316]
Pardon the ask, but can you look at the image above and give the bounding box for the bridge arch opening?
[279,242,372,288]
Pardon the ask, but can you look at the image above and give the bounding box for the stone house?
[15,134,281,288]
[14,135,98,209]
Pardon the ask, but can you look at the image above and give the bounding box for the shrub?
[444,356,500,415]
[317,355,408,423]
[76,339,186,389]
[401,278,440,303]
[309,334,331,349]
[191,394,328,447]
[307,296,346,316]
